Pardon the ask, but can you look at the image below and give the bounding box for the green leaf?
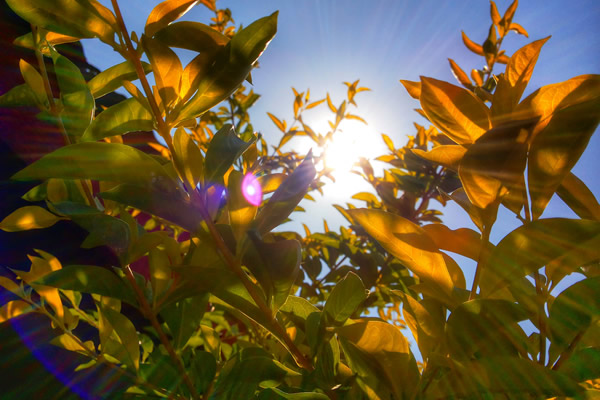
[258,388,330,400]
[254,152,316,235]
[420,76,491,144]
[348,208,454,300]
[401,294,443,360]
[34,265,137,306]
[549,277,600,361]
[560,347,600,382]
[5,0,117,44]
[82,97,155,142]
[101,306,140,371]
[154,21,229,52]
[527,79,600,219]
[12,142,170,183]
[337,321,419,400]
[160,294,209,350]
[323,271,367,326]
[0,206,62,232]
[204,124,254,183]
[191,350,217,394]
[139,355,183,395]
[243,234,302,312]
[278,295,319,329]
[19,59,47,106]
[445,299,528,359]
[209,356,294,400]
[479,218,600,296]
[426,356,582,398]
[175,12,277,122]
[557,172,600,221]
[87,61,152,99]
[145,0,201,38]
[228,171,257,240]
[51,49,95,137]
[0,83,39,108]
[173,127,204,190]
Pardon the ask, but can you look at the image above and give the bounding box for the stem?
[31,25,96,208]
[469,226,491,300]
[533,270,547,365]
[552,331,584,371]
[122,266,200,399]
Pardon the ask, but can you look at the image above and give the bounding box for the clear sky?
[85,0,600,244]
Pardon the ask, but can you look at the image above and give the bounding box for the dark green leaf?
[557,173,600,221]
[0,83,38,108]
[560,347,600,382]
[191,351,217,394]
[322,271,367,326]
[154,21,229,52]
[82,97,155,142]
[204,124,254,183]
[101,306,140,371]
[34,265,137,306]
[258,388,330,400]
[160,294,209,350]
[12,142,170,183]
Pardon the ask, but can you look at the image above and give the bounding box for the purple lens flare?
[242,173,262,206]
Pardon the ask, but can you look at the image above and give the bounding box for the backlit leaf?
[228,171,257,240]
[422,224,487,261]
[461,31,484,55]
[12,142,170,183]
[142,35,183,108]
[154,21,228,52]
[509,22,529,37]
[34,265,138,306]
[82,97,155,142]
[401,294,442,360]
[145,0,200,38]
[0,206,62,232]
[557,172,600,221]
[348,208,454,299]
[420,76,490,144]
[412,145,466,169]
[101,306,140,371]
[254,152,316,235]
[204,124,254,183]
[51,49,95,137]
[0,300,33,323]
[439,187,486,232]
[448,58,472,88]
[173,127,204,190]
[479,218,600,296]
[323,271,367,326]
[267,112,286,132]
[87,61,152,99]
[19,59,46,106]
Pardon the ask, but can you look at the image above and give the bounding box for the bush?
[1,0,599,398]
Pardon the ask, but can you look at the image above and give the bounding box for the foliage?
[1,0,599,399]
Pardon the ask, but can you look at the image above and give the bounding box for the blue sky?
[86,0,600,244]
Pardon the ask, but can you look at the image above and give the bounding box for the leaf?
[458,118,536,209]
[19,59,46,106]
[258,174,287,194]
[0,206,62,232]
[0,300,33,323]
[35,265,137,306]
[173,127,204,190]
[479,218,600,296]
[82,97,155,142]
[267,112,286,132]
[337,321,419,400]
[323,271,367,326]
[490,1,502,26]
[5,0,116,44]
[254,153,316,235]
[51,49,95,137]
[154,21,228,53]
[439,187,486,232]
[191,351,217,393]
[228,171,257,240]
[422,224,487,261]
[258,388,330,400]
[527,77,600,219]
[491,37,550,122]
[549,277,600,359]
[0,83,38,107]
[348,208,454,300]
[412,145,466,169]
[204,124,254,183]
[160,294,208,350]
[446,299,528,359]
[50,334,93,354]
[448,58,472,88]
[399,80,422,99]
[175,12,277,121]
[12,142,170,184]
[145,0,200,38]
[461,31,484,55]
[87,61,152,99]
[420,76,490,144]
[560,347,600,382]
[401,294,442,360]
[244,234,302,312]
[557,172,600,221]
[427,356,582,398]
[142,35,183,108]
[100,306,140,371]
[509,22,529,37]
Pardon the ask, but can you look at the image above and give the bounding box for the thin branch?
[469,225,491,300]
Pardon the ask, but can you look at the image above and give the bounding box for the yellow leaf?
[0,206,62,232]
[348,208,454,299]
[305,98,325,110]
[448,58,472,88]
[50,333,93,354]
[142,35,182,108]
[420,76,491,144]
[412,145,466,169]
[502,0,519,26]
[228,170,258,240]
[422,224,489,262]
[267,112,286,132]
[490,1,502,27]
[399,80,421,100]
[326,93,336,113]
[461,31,484,56]
[18,251,64,322]
[509,22,528,37]
[401,294,442,358]
[258,173,287,194]
[173,127,204,189]
[145,0,200,38]
[0,300,32,323]
[557,172,600,221]
[345,114,367,124]
[19,59,46,105]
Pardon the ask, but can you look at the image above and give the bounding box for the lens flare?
[242,173,262,206]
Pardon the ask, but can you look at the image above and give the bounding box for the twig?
[469,226,491,300]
